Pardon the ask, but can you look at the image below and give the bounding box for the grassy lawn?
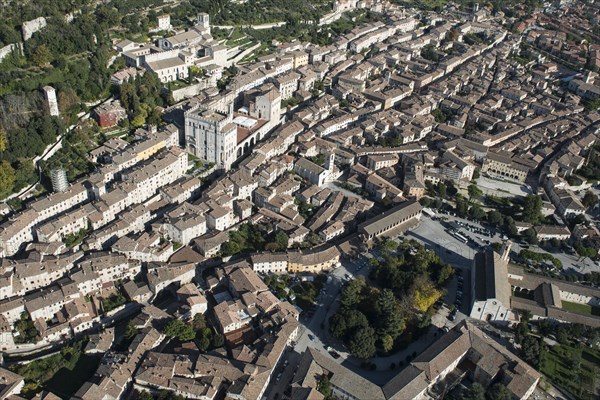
[229,28,246,41]
[561,301,600,316]
[168,79,190,90]
[541,344,600,400]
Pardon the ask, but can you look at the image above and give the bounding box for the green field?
[561,301,600,316]
[541,344,600,400]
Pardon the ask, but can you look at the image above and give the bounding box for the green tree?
[431,108,447,123]
[14,312,39,344]
[329,308,369,339]
[504,216,518,237]
[381,334,394,353]
[135,390,154,400]
[125,321,138,340]
[163,319,196,342]
[522,195,543,224]
[521,335,541,367]
[192,313,207,331]
[487,210,504,227]
[437,182,447,198]
[582,190,598,208]
[349,326,376,359]
[197,334,210,351]
[0,130,7,152]
[211,332,224,347]
[455,196,469,217]
[341,278,365,308]
[522,228,539,245]
[468,205,486,220]
[30,44,52,66]
[274,230,289,251]
[221,240,241,256]
[0,160,16,198]
[13,159,36,191]
[375,289,405,339]
[486,383,512,400]
[379,239,399,254]
[317,375,332,398]
[468,184,483,202]
[461,383,485,400]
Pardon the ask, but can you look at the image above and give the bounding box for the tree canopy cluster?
[0,115,65,198]
[188,0,331,26]
[116,72,172,128]
[14,311,39,344]
[162,314,224,351]
[329,239,452,359]
[221,222,289,256]
[41,120,101,184]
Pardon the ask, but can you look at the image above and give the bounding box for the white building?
[250,253,288,274]
[185,106,238,171]
[154,202,207,245]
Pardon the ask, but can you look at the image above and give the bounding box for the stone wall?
[0,43,22,62]
[22,17,47,41]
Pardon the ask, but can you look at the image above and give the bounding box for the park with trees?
[329,239,453,360]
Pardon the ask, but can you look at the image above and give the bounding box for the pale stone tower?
[157,14,171,31]
[42,86,59,117]
[197,13,210,33]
